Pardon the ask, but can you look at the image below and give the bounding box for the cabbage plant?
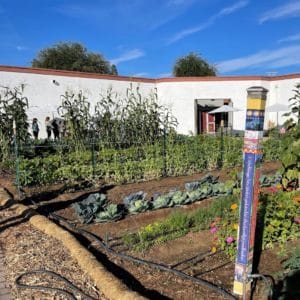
[95,204,123,222]
[72,193,107,223]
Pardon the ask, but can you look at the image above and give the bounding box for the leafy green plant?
[259,173,282,187]
[279,125,300,190]
[152,192,172,209]
[72,193,107,223]
[122,194,238,251]
[283,83,300,126]
[170,190,189,206]
[0,85,29,163]
[282,248,300,274]
[215,191,300,259]
[95,204,123,222]
[123,191,150,214]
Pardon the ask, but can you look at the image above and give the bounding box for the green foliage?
[172,52,217,77]
[18,133,283,187]
[72,193,107,223]
[94,85,178,146]
[259,173,282,187]
[170,190,189,206]
[0,85,29,162]
[57,90,92,150]
[280,125,300,190]
[152,192,173,209]
[123,191,150,214]
[282,248,300,273]
[122,194,238,251]
[283,83,300,125]
[215,191,300,259]
[32,42,114,74]
[95,204,123,222]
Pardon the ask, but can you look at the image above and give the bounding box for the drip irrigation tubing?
[50,212,237,300]
[15,270,96,300]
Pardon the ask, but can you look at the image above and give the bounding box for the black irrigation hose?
[15,270,96,300]
[51,213,237,300]
[0,198,16,211]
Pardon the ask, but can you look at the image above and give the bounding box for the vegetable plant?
[72,193,107,223]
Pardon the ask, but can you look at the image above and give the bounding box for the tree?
[172,52,217,77]
[32,42,117,75]
[111,64,118,75]
[283,83,300,126]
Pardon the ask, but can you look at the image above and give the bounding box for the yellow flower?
[211,246,217,253]
[233,223,239,230]
[231,203,238,210]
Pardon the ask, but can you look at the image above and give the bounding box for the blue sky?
[1,0,300,77]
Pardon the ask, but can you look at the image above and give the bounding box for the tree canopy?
[172,52,217,77]
[32,42,117,75]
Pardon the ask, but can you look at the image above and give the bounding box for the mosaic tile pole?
[233,87,268,298]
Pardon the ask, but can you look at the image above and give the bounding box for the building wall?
[0,66,299,137]
[0,67,156,137]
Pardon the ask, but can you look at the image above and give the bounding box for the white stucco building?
[0,65,299,137]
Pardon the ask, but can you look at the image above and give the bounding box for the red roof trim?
[0,65,300,82]
[0,65,155,83]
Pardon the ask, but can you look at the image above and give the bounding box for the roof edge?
[1,65,300,83]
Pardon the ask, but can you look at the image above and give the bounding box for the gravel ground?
[0,206,106,300]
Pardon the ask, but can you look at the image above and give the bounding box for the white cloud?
[110,49,145,65]
[217,45,300,73]
[167,1,249,44]
[16,45,28,51]
[278,33,300,43]
[259,1,300,24]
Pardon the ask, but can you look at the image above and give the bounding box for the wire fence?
[8,130,283,191]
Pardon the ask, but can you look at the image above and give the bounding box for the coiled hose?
[16,270,95,300]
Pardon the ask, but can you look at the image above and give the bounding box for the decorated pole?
[233,86,268,298]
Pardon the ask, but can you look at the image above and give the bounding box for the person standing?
[45,116,52,139]
[32,118,39,140]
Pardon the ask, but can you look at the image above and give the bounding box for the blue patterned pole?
[233,87,268,298]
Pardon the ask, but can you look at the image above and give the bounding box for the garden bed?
[1,160,299,299]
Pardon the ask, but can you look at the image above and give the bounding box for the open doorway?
[195,99,232,134]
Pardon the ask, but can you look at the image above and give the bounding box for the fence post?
[13,120,21,200]
[91,129,96,178]
[233,86,268,299]
[162,126,167,177]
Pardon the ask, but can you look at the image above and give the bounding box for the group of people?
[31,117,65,140]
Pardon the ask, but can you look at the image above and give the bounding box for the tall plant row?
[58,84,178,148]
[0,84,29,163]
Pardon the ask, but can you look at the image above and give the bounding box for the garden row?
[19,134,283,186]
[73,173,282,223]
[121,190,300,255]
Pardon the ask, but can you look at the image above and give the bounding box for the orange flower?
[231,203,238,210]
[294,197,300,203]
[211,246,217,253]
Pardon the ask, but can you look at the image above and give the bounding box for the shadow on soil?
[25,184,114,215]
[57,221,171,300]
